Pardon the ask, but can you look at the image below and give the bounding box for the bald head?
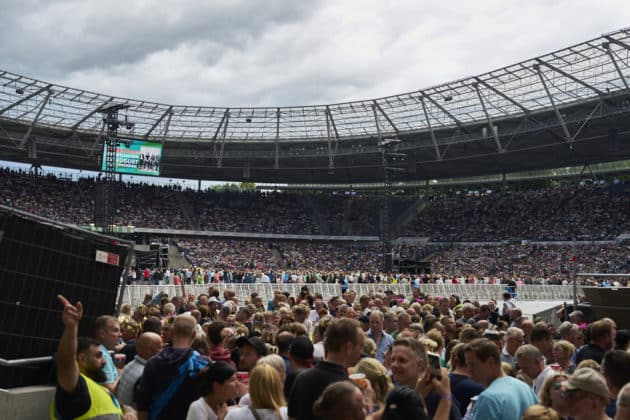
[136,332,163,360]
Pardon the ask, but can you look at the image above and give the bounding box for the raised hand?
[57,294,83,329]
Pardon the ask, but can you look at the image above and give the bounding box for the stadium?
[0,25,629,420]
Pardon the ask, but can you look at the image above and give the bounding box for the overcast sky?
[1,0,629,108]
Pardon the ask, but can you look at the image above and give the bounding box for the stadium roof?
[1,28,630,183]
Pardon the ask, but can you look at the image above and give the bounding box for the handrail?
[0,356,52,366]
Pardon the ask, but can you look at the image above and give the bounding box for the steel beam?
[473,83,503,152]
[90,121,106,156]
[20,91,52,149]
[371,103,383,143]
[71,97,114,132]
[326,106,340,140]
[602,42,629,90]
[0,84,52,116]
[420,92,470,135]
[605,36,630,52]
[274,108,280,169]
[160,110,173,144]
[325,106,338,170]
[373,101,399,135]
[474,77,530,114]
[144,106,173,140]
[536,58,603,95]
[212,109,230,141]
[419,97,442,160]
[534,64,572,141]
[215,111,229,168]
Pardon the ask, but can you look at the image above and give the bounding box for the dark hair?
[313,381,360,419]
[275,331,295,354]
[615,329,630,350]
[142,316,162,334]
[590,320,613,342]
[324,318,361,353]
[77,337,100,355]
[382,386,428,420]
[529,325,552,343]
[93,315,117,337]
[602,350,630,390]
[198,361,236,396]
[207,320,228,346]
[464,338,501,366]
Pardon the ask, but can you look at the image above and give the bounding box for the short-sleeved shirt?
[366,330,395,363]
[471,376,537,420]
[53,374,120,419]
[186,397,218,420]
[115,355,146,407]
[287,361,348,420]
[99,344,118,385]
[449,373,484,413]
[225,406,288,420]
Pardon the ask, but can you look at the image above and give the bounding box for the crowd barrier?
[118,283,584,309]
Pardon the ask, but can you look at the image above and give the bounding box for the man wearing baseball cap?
[562,367,611,420]
[236,335,268,372]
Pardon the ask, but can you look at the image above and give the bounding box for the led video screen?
[101,140,162,176]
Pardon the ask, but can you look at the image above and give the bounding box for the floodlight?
[378,138,402,148]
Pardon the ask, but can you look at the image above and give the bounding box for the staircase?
[271,247,287,269]
[168,244,190,268]
[178,191,200,230]
[392,196,429,236]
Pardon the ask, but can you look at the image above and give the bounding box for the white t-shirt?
[224,406,288,420]
[186,397,218,420]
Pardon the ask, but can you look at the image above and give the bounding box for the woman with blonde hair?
[538,372,569,419]
[552,340,575,374]
[226,364,287,420]
[238,354,287,408]
[351,357,393,411]
[521,404,561,420]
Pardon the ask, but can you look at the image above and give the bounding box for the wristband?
[439,394,452,400]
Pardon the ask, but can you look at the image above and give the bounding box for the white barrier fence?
[118,283,583,309]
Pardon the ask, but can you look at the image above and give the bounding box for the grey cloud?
[0,0,321,78]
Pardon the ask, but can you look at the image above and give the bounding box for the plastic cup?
[349,373,368,390]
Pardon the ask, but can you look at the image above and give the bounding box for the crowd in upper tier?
[1,168,628,241]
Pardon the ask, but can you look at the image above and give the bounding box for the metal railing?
[119,283,584,308]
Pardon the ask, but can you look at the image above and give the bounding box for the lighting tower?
[95,103,133,232]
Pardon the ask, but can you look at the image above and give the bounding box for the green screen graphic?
[101,140,162,176]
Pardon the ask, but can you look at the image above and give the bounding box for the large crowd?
[2,168,628,242]
[402,184,630,241]
[169,240,629,286]
[54,283,630,420]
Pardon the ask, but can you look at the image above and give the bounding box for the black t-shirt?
[423,389,463,420]
[576,343,606,364]
[287,361,348,420]
[284,367,308,401]
[54,376,91,419]
[448,373,483,413]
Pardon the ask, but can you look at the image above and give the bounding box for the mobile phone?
[427,352,442,380]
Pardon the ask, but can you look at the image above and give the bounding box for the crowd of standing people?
[53,283,630,419]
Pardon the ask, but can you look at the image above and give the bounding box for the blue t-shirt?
[471,376,537,420]
[99,344,119,385]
